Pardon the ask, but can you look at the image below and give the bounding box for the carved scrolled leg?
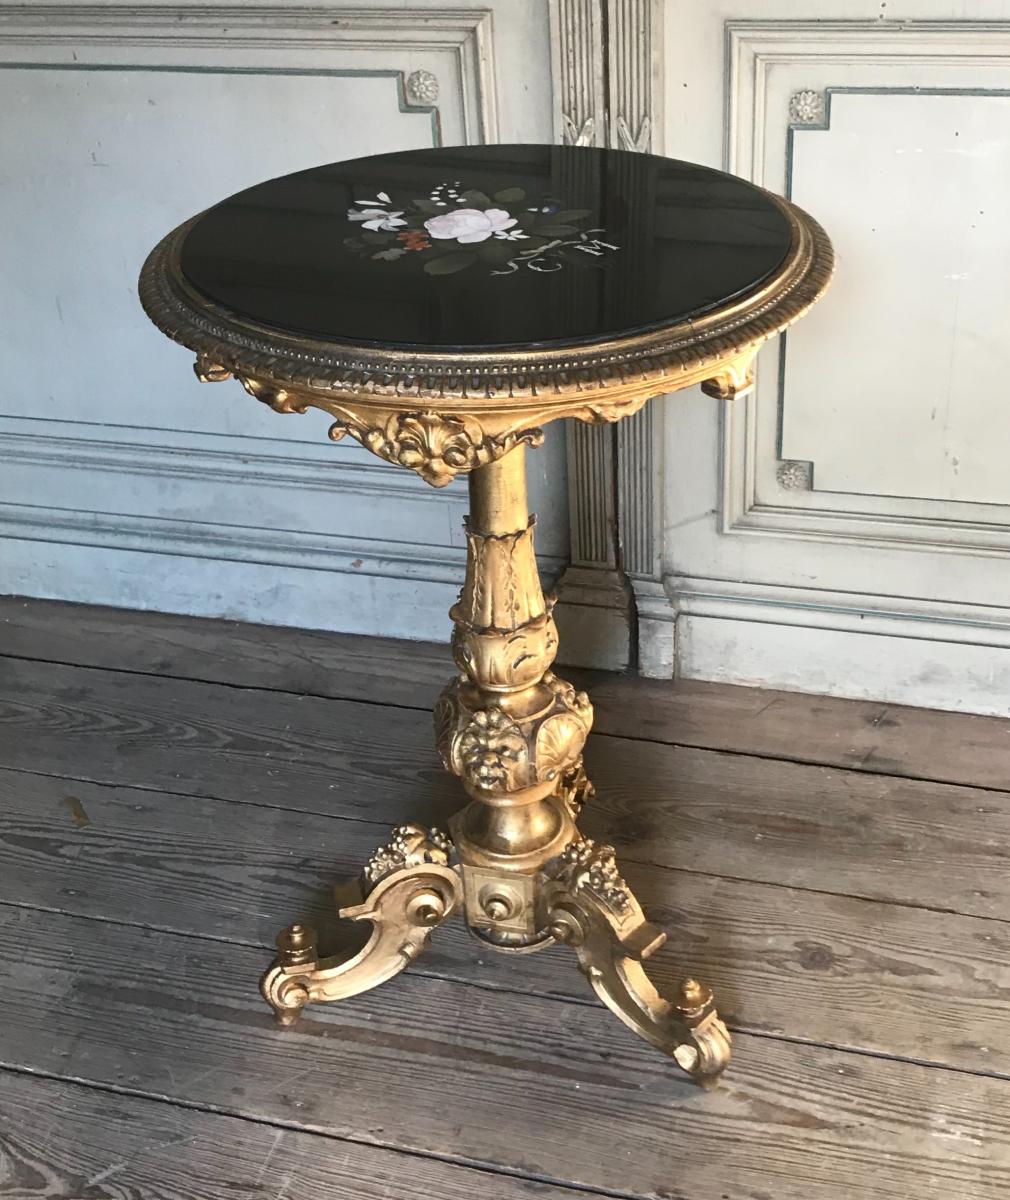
[544,840,731,1086]
[261,823,461,1025]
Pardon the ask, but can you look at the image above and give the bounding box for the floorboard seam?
[2,898,1005,1083]
[5,761,1009,927]
[0,1062,655,1200]
[738,1027,1010,1083]
[3,649,1006,795]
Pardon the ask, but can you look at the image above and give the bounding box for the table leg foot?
[260,823,462,1025]
[544,837,731,1087]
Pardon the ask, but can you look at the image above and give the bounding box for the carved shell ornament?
[344,181,620,277]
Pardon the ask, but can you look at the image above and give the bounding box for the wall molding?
[669,572,1010,717]
[0,2,516,641]
[548,0,670,675]
[723,20,1010,557]
[611,0,670,678]
[669,574,1010,649]
[0,4,497,143]
[0,423,461,505]
[1,496,564,582]
[548,0,630,670]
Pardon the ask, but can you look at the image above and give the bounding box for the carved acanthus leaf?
[700,354,756,401]
[562,113,596,147]
[328,411,544,487]
[239,376,310,414]
[615,114,651,153]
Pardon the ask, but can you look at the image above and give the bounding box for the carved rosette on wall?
[789,88,826,126]
[776,459,813,491]
[404,68,439,107]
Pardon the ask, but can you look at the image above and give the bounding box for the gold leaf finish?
[142,179,834,1085]
[328,412,544,487]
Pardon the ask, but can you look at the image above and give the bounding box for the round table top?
[139,143,832,485]
[177,144,793,352]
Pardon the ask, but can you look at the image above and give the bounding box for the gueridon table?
[140,143,832,1087]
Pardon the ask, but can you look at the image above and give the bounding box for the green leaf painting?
[423,251,478,276]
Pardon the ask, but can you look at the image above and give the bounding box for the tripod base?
[262,448,730,1087]
[261,799,731,1087]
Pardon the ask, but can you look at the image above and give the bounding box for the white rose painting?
[342,180,619,277]
[424,208,522,244]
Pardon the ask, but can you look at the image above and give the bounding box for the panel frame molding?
[722,19,1010,557]
[548,0,672,675]
[0,2,509,632]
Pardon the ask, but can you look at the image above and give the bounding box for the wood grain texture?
[2,768,1007,1076]
[2,906,1007,1200]
[0,1070,574,1200]
[4,595,1009,791]
[2,656,1008,920]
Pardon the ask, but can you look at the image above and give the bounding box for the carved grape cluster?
[362,823,452,887]
[557,839,632,915]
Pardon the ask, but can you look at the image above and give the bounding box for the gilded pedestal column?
[435,447,593,948]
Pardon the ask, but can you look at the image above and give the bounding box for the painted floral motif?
[348,193,407,232]
[343,180,619,277]
[425,207,518,244]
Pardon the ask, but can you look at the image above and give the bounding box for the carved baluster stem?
[435,446,594,947]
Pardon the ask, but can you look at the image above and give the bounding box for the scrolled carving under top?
[239,375,310,414]
[328,411,544,487]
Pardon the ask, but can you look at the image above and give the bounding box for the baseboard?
[553,565,633,671]
[0,526,565,644]
[671,576,1010,716]
[0,419,567,643]
[627,577,674,679]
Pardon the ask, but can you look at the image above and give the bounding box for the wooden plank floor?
[1,598,1008,1199]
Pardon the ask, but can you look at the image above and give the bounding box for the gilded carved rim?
[138,188,834,414]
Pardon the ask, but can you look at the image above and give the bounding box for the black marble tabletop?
[179,144,793,353]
